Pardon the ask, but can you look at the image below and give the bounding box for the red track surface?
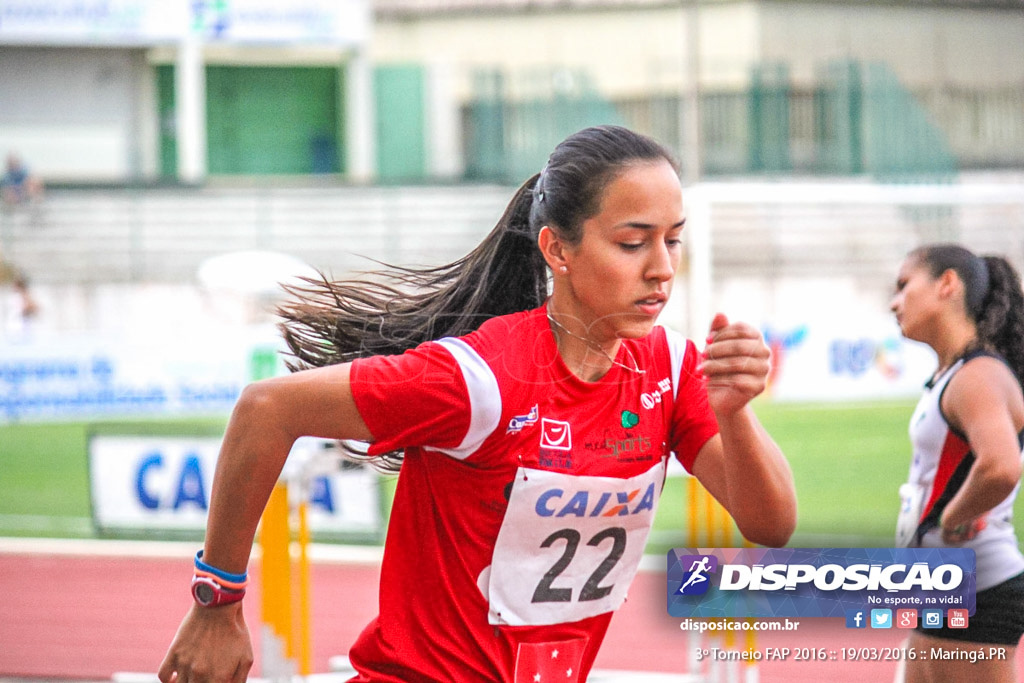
[1,547,1019,681]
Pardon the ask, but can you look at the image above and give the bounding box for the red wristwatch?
[191,575,246,607]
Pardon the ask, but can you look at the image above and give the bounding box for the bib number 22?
[531,527,626,603]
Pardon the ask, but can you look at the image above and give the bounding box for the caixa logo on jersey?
[667,547,977,618]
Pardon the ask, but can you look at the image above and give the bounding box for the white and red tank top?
[897,350,1024,590]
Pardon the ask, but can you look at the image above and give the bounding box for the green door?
[374,64,427,181]
[206,66,341,175]
[156,65,178,179]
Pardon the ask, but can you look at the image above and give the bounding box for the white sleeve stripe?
[428,337,502,460]
[663,327,689,400]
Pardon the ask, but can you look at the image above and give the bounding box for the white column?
[681,0,702,187]
[345,48,376,183]
[686,184,713,339]
[175,34,206,184]
[425,61,463,180]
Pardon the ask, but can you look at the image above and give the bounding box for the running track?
[2,539,1017,682]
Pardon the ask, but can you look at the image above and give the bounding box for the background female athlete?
[891,243,1024,683]
[159,125,797,683]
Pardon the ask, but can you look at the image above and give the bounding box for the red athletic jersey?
[347,305,718,682]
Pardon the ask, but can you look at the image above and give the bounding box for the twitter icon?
[871,609,893,629]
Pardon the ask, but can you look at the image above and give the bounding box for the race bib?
[895,482,927,547]
[485,460,665,626]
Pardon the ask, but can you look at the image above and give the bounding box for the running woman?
[159,125,797,683]
[891,243,1024,683]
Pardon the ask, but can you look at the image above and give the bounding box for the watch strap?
[191,575,246,607]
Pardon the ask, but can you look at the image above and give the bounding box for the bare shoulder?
[943,355,1024,431]
[950,355,1020,397]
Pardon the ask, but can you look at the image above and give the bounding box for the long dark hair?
[911,243,1024,385]
[278,125,678,369]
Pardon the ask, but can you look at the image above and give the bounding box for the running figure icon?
[678,557,713,593]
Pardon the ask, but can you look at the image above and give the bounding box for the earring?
[559,266,568,274]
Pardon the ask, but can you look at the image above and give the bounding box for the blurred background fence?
[465,59,990,183]
[3,182,1021,285]
[2,179,1021,342]
[0,185,512,284]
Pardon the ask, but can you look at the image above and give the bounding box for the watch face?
[194,582,215,605]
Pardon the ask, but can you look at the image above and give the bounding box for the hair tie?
[969,254,991,319]
[536,163,549,204]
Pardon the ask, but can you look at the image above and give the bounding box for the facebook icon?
[846,609,867,629]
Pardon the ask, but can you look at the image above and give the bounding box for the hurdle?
[683,472,760,683]
[260,443,342,679]
[259,480,312,679]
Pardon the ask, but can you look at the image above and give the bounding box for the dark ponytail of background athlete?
[277,125,678,371]
[911,243,1024,386]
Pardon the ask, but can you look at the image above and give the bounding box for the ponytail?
[976,255,1024,386]
[277,174,547,370]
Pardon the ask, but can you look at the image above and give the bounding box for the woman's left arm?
[940,358,1024,543]
[689,313,797,547]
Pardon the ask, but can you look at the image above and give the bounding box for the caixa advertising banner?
[668,547,975,619]
[88,434,383,541]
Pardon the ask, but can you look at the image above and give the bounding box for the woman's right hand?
[940,515,988,545]
[158,603,252,683]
